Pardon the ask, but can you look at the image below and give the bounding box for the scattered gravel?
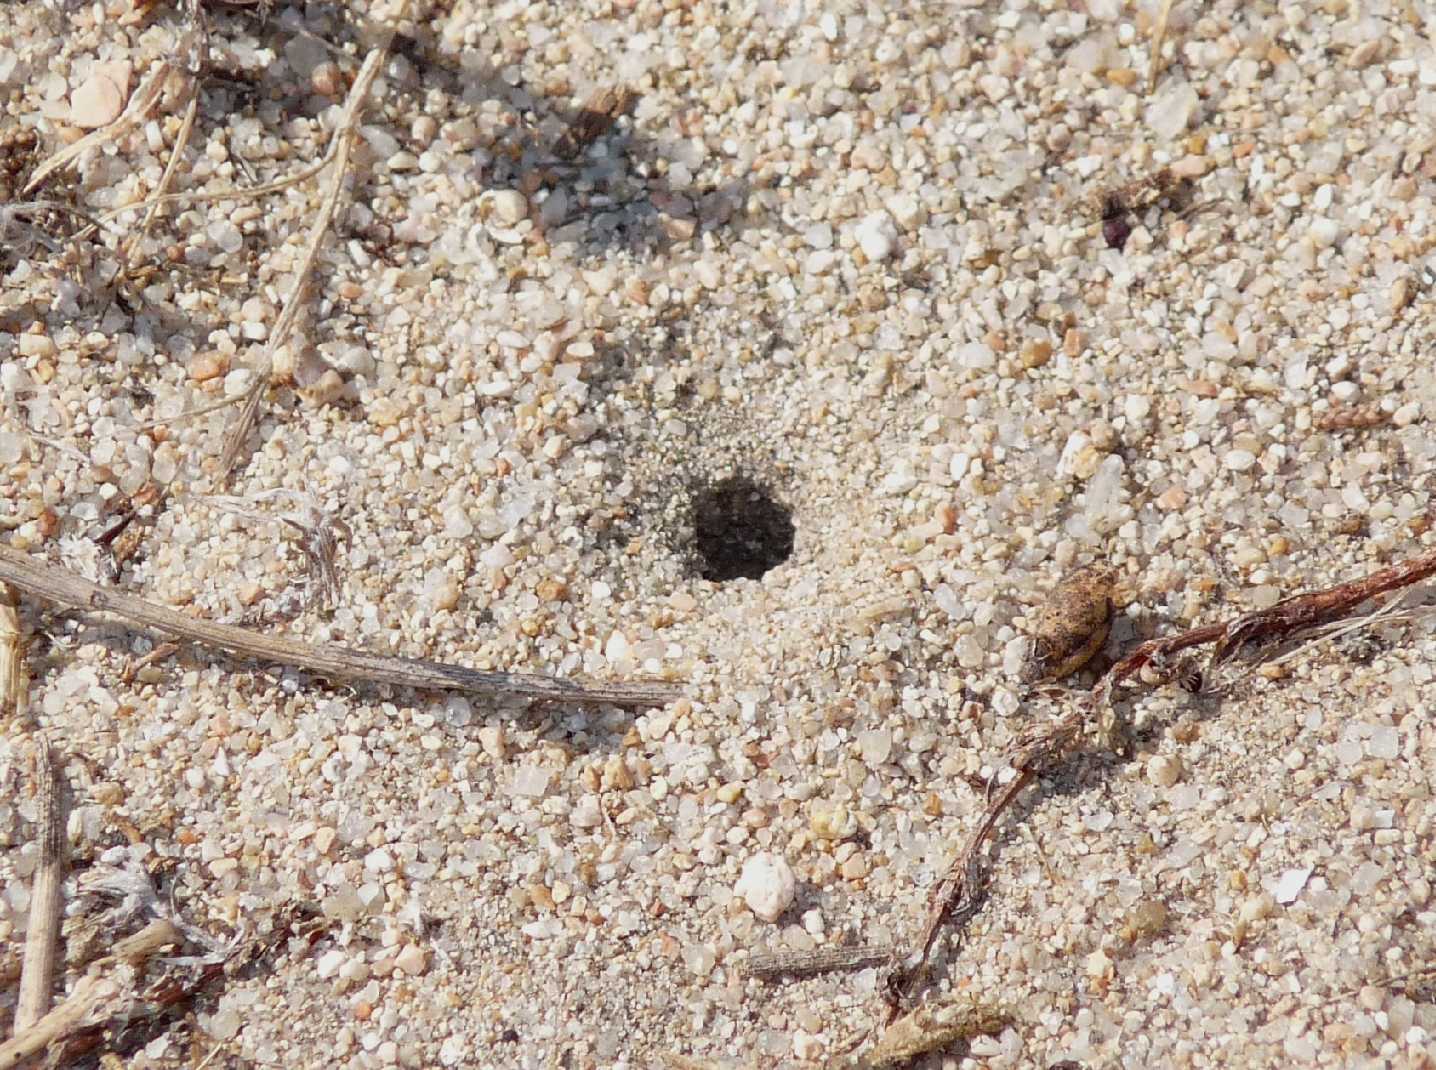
[1,1,1435,1068]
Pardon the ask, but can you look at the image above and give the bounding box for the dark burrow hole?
[691,476,794,582]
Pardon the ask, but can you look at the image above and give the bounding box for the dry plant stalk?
[1,917,177,1069]
[0,543,678,708]
[124,0,208,266]
[886,544,1436,1012]
[14,736,68,1032]
[124,90,198,267]
[218,0,409,481]
[1148,0,1177,93]
[0,973,122,1070]
[847,999,1010,1069]
[0,582,23,721]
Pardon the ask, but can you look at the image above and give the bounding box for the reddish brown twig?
[885,545,1436,1015]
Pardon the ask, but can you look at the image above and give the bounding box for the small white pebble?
[857,729,892,766]
[853,211,898,261]
[1224,448,1257,472]
[1271,866,1313,905]
[792,1031,823,1060]
[485,189,529,225]
[478,725,506,760]
[1393,401,1420,426]
[1239,893,1275,922]
[734,852,796,922]
[1309,217,1340,247]
[683,943,716,977]
[571,795,603,828]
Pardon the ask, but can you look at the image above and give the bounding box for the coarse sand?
[1,1,1434,1067]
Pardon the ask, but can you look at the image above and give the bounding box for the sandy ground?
[2,0,1435,1067]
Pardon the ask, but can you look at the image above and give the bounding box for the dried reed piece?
[850,999,1010,1069]
[0,973,122,1070]
[14,737,68,1032]
[0,543,678,708]
[217,4,403,481]
[1148,0,1177,93]
[0,583,23,722]
[0,918,178,1069]
[123,0,208,265]
[124,90,198,267]
[887,544,1436,1012]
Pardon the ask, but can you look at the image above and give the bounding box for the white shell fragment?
[734,853,796,922]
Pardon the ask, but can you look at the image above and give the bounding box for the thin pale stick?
[218,20,396,481]
[0,544,678,708]
[124,87,199,266]
[0,583,23,721]
[0,974,119,1070]
[0,919,180,1070]
[136,390,249,429]
[14,737,67,1032]
[110,917,182,962]
[99,148,337,226]
[1148,0,1177,93]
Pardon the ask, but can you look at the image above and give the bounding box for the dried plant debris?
[1313,404,1391,432]
[93,479,171,582]
[205,488,350,611]
[889,545,1436,1015]
[846,999,1011,1069]
[554,85,640,160]
[1020,564,1117,684]
[0,121,40,202]
[0,542,680,707]
[743,943,893,980]
[1091,167,1192,251]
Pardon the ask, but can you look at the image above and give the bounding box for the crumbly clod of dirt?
[1021,564,1118,683]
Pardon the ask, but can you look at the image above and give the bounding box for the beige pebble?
[189,351,229,383]
[1157,486,1188,510]
[18,334,57,358]
[393,944,428,976]
[70,61,131,128]
[809,802,857,841]
[478,725,506,760]
[1147,754,1183,788]
[484,189,529,225]
[298,369,346,407]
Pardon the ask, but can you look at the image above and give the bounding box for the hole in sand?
[691,476,794,582]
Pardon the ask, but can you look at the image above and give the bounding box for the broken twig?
[14,737,68,1032]
[0,543,677,708]
[0,583,23,722]
[218,2,404,480]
